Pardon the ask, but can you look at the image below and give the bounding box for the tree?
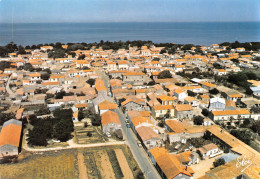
[48,49,66,58]
[0,113,15,126]
[209,88,219,95]
[28,127,48,146]
[187,90,196,97]
[17,45,26,55]
[55,90,66,99]
[202,109,209,117]
[231,58,239,63]
[86,79,96,87]
[160,49,166,54]
[91,114,101,126]
[251,120,260,135]
[41,73,50,80]
[158,70,172,79]
[147,81,156,86]
[24,63,34,72]
[77,54,85,60]
[78,109,84,121]
[213,158,225,168]
[193,116,204,125]
[230,129,253,144]
[27,118,53,146]
[28,114,38,125]
[53,108,74,141]
[152,57,160,61]
[182,44,194,51]
[53,119,73,141]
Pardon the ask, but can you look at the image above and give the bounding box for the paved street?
[115,109,161,179]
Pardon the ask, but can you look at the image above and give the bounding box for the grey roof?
[217,153,240,163]
[3,119,22,128]
[93,93,113,106]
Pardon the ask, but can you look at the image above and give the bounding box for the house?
[15,108,24,120]
[198,94,210,102]
[165,120,187,143]
[201,82,216,90]
[226,93,243,102]
[136,126,162,150]
[248,80,260,97]
[157,95,175,105]
[122,71,147,85]
[174,104,193,119]
[129,116,153,133]
[184,96,200,107]
[198,143,222,159]
[95,78,107,95]
[225,100,236,110]
[121,98,146,112]
[210,109,250,121]
[236,47,245,52]
[98,100,117,114]
[107,61,117,71]
[118,61,129,70]
[174,89,188,101]
[203,118,213,126]
[175,151,200,166]
[73,111,78,122]
[0,119,22,157]
[213,69,227,76]
[208,97,226,111]
[151,105,174,119]
[149,147,194,179]
[101,110,121,136]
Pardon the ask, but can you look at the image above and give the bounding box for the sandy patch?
[77,153,88,179]
[95,151,115,179]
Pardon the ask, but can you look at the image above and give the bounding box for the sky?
[0,0,259,23]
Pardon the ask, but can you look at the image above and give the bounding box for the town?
[0,41,260,179]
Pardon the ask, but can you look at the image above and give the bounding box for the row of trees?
[220,41,260,51]
[227,71,258,95]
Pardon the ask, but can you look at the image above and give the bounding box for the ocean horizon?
[0,22,260,46]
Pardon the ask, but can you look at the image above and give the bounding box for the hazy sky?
[0,0,259,23]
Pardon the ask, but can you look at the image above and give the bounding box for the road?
[115,109,161,179]
[6,73,15,97]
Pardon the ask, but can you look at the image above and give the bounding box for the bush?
[213,158,225,168]
[158,70,172,79]
[193,116,204,125]
[209,88,219,95]
[87,132,92,137]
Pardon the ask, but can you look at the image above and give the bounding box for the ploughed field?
[0,145,142,179]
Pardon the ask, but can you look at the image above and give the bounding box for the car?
[137,141,142,147]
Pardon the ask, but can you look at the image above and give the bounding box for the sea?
[0,22,259,46]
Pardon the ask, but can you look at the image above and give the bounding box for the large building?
[0,119,22,157]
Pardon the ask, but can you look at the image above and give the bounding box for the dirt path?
[23,139,125,152]
[114,149,134,179]
[95,151,115,179]
[77,153,88,179]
